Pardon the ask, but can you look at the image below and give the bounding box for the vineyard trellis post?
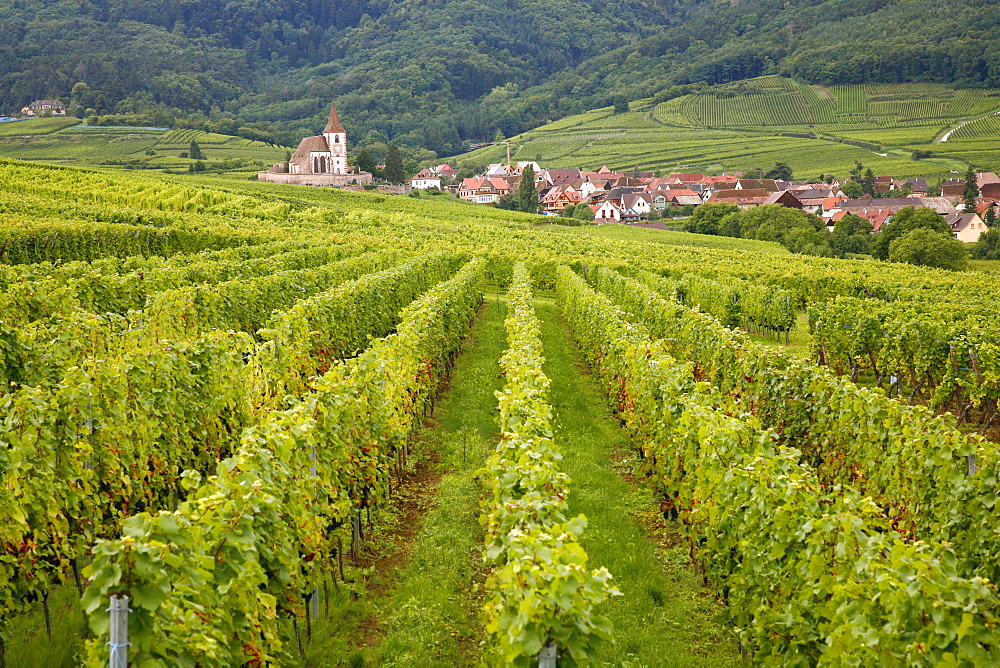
[108,594,130,668]
[538,640,558,667]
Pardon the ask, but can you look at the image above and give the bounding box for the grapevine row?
[0,253,461,632]
[79,258,487,665]
[479,264,616,665]
[591,266,1000,584]
[556,265,1000,664]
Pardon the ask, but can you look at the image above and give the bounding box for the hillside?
[452,76,1000,178]
[0,119,286,171]
[2,0,999,160]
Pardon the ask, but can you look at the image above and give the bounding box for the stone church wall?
[256,170,373,186]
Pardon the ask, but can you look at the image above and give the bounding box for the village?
[406,161,998,243]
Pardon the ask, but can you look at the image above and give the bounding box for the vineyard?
[3,158,1000,665]
[0,121,285,171]
[457,75,1000,176]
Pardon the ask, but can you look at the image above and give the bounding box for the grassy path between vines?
[310,293,508,666]
[535,297,742,666]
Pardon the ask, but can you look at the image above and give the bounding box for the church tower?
[322,102,347,174]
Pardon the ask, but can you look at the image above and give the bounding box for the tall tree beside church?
[353,148,375,175]
[518,165,538,214]
[384,144,405,184]
[964,165,979,212]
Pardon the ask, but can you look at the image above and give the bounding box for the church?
[258,102,373,186]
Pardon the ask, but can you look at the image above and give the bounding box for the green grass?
[359,294,508,666]
[744,310,813,359]
[4,583,86,666]
[536,298,742,666]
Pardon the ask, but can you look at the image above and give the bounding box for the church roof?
[324,102,345,133]
[290,135,329,165]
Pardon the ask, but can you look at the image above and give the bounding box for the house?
[433,164,458,179]
[910,196,958,215]
[828,209,894,232]
[893,178,928,195]
[707,188,772,209]
[621,193,652,218]
[594,201,623,223]
[459,177,505,203]
[977,172,1000,189]
[735,179,780,192]
[762,191,803,209]
[791,189,835,211]
[543,168,584,187]
[669,193,703,207]
[621,206,643,223]
[542,185,582,214]
[21,100,67,116]
[941,179,965,197]
[946,212,989,243]
[839,197,926,214]
[410,168,442,190]
[667,173,705,185]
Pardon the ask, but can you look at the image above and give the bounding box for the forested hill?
[2,0,999,159]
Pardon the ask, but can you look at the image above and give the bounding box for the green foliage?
[517,165,539,214]
[384,144,405,184]
[889,227,969,270]
[764,162,792,181]
[559,266,1000,664]
[871,205,951,259]
[682,202,737,236]
[830,213,872,256]
[964,164,980,211]
[352,148,375,174]
[188,140,204,161]
[478,265,617,664]
[82,259,487,665]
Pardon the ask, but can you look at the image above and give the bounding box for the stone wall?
[256,170,373,186]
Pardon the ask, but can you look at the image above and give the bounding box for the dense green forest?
[2,0,999,159]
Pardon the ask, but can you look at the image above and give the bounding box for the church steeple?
[324,102,345,133]
[322,101,348,174]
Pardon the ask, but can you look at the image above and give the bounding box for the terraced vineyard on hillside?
[3,158,1000,666]
[0,120,284,171]
[456,76,1000,178]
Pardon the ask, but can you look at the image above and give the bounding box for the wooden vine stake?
[108,595,130,668]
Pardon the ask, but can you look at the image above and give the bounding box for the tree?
[849,161,864,182]
[683,202,738,235]
[613,96,630,114]
[841,181,864,198]
[384,144,405,184]
[573,203,595,221]
[861,168,877,197]
[765,162,793,181]
[871,206,950,260]
[963,165,979,212]
[353,148,376,174]
[972,225,1000,259]
[985,202,997,228]
[189,140,204,161]
[889,228,968,270]
[831,213,872,257]
[517,165,538,213]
